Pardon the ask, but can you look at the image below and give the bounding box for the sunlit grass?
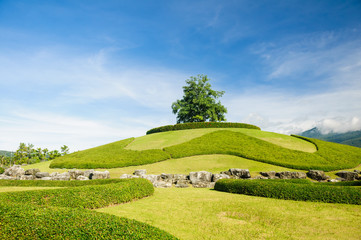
[0,186,63,192]
[96,188,361,240]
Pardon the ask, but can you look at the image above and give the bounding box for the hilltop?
[49,122,361,172]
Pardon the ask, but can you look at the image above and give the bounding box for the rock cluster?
[260,171,307,179]
[0,165,110,181]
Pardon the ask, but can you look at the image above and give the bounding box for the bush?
[0,167,4,174]
[214,179,361,205]
[146,122,260,135]
[0,202,178,240]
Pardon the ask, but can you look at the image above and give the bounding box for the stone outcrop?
[134,169,147,176]
[4,165,25,178]
[307,170,329,181]
[35,172,50,178]
[335,171,358,181]
[189,171,212,183]
[212,173,230,182]
[260,171,277,179]
[25,168,40,176]
[276,171,306,179]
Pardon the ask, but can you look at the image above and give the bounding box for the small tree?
[172,74,227,123]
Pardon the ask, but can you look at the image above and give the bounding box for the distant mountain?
[299,127,361,148]
[0,150,14,158]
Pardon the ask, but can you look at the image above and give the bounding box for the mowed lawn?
[97,187,361,240]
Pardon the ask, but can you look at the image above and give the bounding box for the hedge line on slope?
[164,130,361,171]
[0,178,154,209]
[0,178,126,187]
[146,122,260,134]
[0,202,178,240]
[214,179,361,205]
[50,137,170,169]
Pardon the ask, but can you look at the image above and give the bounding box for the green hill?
[49,123,361,172]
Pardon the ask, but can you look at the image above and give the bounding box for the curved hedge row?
[214,179,361,205]
[0,178,153,209]
[0,202,178,240]
[146,122,260,134]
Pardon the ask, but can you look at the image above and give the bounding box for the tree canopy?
[171,74,227,123]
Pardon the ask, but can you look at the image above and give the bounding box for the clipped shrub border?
[214,179,361,205]
[146,122,260,135]
[0,202,178,240]
[0,178,153,209]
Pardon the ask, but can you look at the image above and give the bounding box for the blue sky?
[1,0,361,151]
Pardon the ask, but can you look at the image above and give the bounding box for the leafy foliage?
[164,131,361,171]
[0,167,4,174]
[215,179,361,205]
[171,75,227,123]
[0,178,177,240]
[50,138,171,169]
[146,122,260,135]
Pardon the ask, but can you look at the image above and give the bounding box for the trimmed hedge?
[0,202,178,240]
[164,130,361,171]
[0,178,153,209]
[0,178,127,187]
[146,122,260,135]
[50,138,171,169]
[214,179,361,205]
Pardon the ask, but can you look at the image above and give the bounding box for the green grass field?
[97,187,361,240]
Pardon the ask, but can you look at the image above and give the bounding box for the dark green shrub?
[215,179,361,205]
[0,178,154,209]
[0,167,4,174]
[0,202,178,240]
[146,122,260,134]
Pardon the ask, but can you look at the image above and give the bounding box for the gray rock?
[354,169,361,174]
[84,170,94,178]
[52,172,70,181]
[68,170,84,180]
[50,172,59,177]
[328,179,340,182]
[189,171,213,183]
[251,175,268,180]
[4,165,25,177]
[20,175,35,180]
[35,172,50,178]
[153,181,172,188]
[142,174,161,183]
[276,171,306,179]
[0,174,15,180]
[39,177,52,180]
[336,177,346,181]
[228,168,251,179]
[76,175,89,181]
[172,174,188,184]
[260,171,277,179]
[119,174,133,179]
[192,182,215,188]
[307,170,329,181]
[133,169,147,176]
[92,171,110,179]
[212,173,230,182]
[336,171,358,181]
[175,180,189,188]
[160,173,174,183]
[25,168,40,176]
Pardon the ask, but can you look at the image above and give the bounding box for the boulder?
[153,181,172,188]
[76,175,89,181]
[68,170,84,180]
[4,165,25,178]
[84,170,94,178]
[276,171,306,179]
[328,179,340,182]
[50,172,59,177]
[175,180,189,188]
[25,168,40,176]
[142,174,161,183]
[336,171,358,181]
[52,172,70,181]
[260,171,277,179]
[189,171,212,183]
[119,174,133,179]
[307,170,329,181]
[172,174,188,184]
[354,169,361,174]
[251,175,268,180]
[212,173,230,182]
[133,169,147,176]
[226,168,251,179]
[0,175,15,180]
[35,172,50,178]
[39,177,52,180]
[92,171,110,179]
[192,182,215,188]
[160,173,174,183]
[20,175,35,180]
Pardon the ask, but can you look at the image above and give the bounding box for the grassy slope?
[97,188,361,240]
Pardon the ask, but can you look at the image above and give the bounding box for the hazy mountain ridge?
[299,127,361,148]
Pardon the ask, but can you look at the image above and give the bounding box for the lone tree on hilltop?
[171,74,227,123]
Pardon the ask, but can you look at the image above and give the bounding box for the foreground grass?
[96,188,361,240]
